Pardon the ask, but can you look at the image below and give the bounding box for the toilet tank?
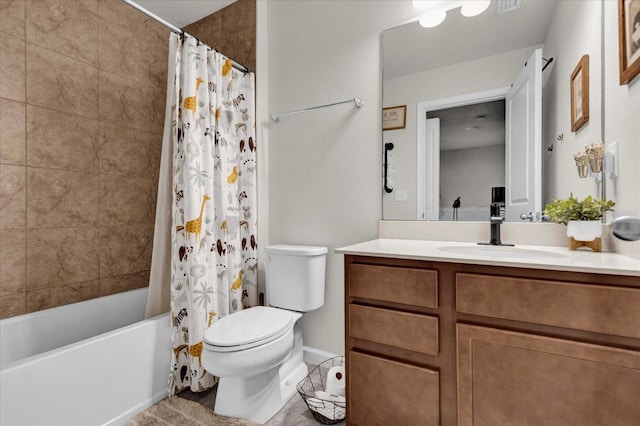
[265,244,328,312]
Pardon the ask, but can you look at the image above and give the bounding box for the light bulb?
[419,9,447,28]
[460,0,491,17]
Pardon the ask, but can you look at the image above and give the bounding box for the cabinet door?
[457,324,640,426]
[348,351,439,425]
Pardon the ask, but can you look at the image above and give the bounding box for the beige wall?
[262,1,416,355]
[0,0,169,319]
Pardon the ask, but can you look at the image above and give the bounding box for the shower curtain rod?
[121,0,250,73]
[270,98,365,122]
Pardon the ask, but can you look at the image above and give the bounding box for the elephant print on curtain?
[167,33,257,394]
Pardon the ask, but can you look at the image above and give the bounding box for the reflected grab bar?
[384,142,394,193]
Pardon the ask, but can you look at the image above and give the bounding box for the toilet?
[202,244,328,424]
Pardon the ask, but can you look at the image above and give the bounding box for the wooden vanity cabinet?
[344,254,640,426]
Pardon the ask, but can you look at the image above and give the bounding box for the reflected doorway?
[428,100,506,221]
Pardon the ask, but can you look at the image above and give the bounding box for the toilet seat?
[204,306,293,353]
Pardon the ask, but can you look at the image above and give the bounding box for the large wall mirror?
[382,0,604,221]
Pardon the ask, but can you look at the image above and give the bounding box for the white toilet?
[202,244,328,424]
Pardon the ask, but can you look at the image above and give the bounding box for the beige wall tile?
[27,105,99,171]
[0,229,26,294]
[0,98,26,165]
[0,0,175,318]
[98,0,166,44]
[27,279,99,312]
[0,292,26,318]
[100,270,149,296]
[26,0,98,65]
[218,0,256,71]
[149,84,167,133]
[99,71,154,131]
[27,167,99,228]
[98,17,168,87]
[27,226,99,289]
[26,43,98,118]
[0,33,26,102]
[100,174,156,227]
[100,224,153,277]
[99,121,159,176]
[0,164,25,229]
[0,0,26,39]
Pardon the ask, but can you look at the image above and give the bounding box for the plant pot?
[566,220,602,251]
[567,220,602,241]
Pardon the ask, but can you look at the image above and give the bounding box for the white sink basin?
[438,245,568,260]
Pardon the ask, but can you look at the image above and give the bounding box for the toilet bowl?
[201,244,327,424]
[202,307,306,423]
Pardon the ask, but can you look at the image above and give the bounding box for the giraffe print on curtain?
[167,33,257,394]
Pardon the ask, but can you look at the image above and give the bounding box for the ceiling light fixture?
[413,0,491,28]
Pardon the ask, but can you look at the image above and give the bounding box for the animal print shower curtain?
[164,33,257,394]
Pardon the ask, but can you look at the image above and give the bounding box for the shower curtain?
[147,32,257,394]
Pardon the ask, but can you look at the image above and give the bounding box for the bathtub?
[0,288,171,426]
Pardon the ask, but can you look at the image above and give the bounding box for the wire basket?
[296,356,346,424]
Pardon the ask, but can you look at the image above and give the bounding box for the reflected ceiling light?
[419,9,447,28]
[414,0,492,28]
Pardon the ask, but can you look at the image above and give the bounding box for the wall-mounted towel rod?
[270,98,364,122]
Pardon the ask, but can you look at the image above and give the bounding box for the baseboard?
[303,346,340,365]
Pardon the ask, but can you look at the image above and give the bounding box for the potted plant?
[543,194,615,251]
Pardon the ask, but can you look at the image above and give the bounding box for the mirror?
[382,0,603,221]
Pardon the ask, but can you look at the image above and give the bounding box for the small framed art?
[619,0,640,84]
[382,105,406,130]
[570,55,589,132]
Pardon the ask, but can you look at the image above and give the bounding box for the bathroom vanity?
[337,240,640,426]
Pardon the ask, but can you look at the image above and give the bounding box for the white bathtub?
[0,288,171,426]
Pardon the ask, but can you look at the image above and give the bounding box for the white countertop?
[336,239,640,277]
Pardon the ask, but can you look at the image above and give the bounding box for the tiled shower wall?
[185,0,256,72]
[0,0,257,320]
[0,0,168,319]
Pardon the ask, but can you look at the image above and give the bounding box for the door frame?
[416,87,509,220]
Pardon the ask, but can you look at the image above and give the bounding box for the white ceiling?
[429,100,505,152]
[131,0,237,28]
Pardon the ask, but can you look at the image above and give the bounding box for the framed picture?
[570,55,589,132]
[619,0,640,84]
[382,105,406,130]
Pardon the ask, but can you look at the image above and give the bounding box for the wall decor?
[382,105,406,130]
[619,0,640,84]
[570,55,589,132]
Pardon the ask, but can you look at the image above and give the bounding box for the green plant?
[543,194,615,225]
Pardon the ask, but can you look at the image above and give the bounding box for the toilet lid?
[204,306,293,349]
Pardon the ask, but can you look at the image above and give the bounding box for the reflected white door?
[417,117,440,220]
[505,48,542,221]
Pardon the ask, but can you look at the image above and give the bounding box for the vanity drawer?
[348,264,438,308]
[348,351,439,426]
[348,304,439,355]
[456,273,640,339]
